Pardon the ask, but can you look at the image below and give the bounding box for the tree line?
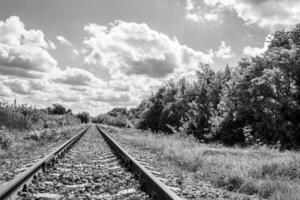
[98,25,300,149]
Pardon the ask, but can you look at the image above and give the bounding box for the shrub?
[93,114,128,127]
[0,127,13,149]
[76,112,90,123]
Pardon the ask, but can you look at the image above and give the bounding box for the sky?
[0,0,299,116]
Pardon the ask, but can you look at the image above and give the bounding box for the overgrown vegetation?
[0,101,84,148]
[93,107,129,127]
[0,102,84,130]
[109,127,300,199]
[101,24,300,150]
[76,112,90,123]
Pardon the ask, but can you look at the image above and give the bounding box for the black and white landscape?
[0,1,300,200]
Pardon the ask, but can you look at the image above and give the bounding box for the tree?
[76,112,90,123]
[47,104,67,115]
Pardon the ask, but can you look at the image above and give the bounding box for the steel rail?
[96,126,182,200]
[0,126,90,200]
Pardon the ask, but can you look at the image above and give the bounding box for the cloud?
[54,67,104,86]
[90,92,131,104]
[58,94,80,103]
[186,0,194,11]
[81,20,217,112]
[0,82,11,96]
[203,0,300,29]
[243,34,272,57]
[3,79,32,95]
[83,21,213,79]
[0,16,57,78]
[73,49,79,55]
[204,13,219,22]
[185,0,221,23]
[215,41,233,59]
[48,41,56,50]
[29,79,53,91]
[185,13,203,23]
[56,35,72,46]
[109,80,130,91]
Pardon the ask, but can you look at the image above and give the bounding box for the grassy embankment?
[0,105,83,158]
[111,127,300,200]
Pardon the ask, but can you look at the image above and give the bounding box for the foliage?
[47,104,69,115]
[112,127,300,199]
[93,114,128,127]
[131,24,300,149]
[0,106,31,130]
[93,107,130,127]
[76,112,90,123]
[0,127,13,149]
[0,102,80,131]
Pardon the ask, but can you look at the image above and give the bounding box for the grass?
[0,125,85,159]
[109,127,300,199]
[93,114,129,127]
[0,107,29,130]
[0,104,80,131]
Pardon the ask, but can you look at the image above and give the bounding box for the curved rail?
[0,126,90,200]
[96,126,182,200]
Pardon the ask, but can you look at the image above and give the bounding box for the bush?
[0,127,13,149]
[76,112,90,123]
[93,114,128,127]
[0,107,29,130]
[47,104,67,115]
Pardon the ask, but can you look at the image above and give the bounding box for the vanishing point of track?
[0,125,182,200]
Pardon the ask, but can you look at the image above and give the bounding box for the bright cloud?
[0,16,57,78]
[0,82,11,97]
[83,20,213,79]
[243,34,273,57]
[204,13,219,22]
[3,79,32,95]
[215,41,233,59]
[203,0,300,29]
[185,0,221,23]
[186,13,203,23]
[54,67,99,86]
[82,20,216,110]
[73,49,79,55]
[56,35,72,46]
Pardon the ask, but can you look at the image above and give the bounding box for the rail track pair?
[0,125,181,200]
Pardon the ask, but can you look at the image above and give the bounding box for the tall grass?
[112,128,300,199]
[93,114,128,127]
[0,107,29,130]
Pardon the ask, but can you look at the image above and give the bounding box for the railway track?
[0,125,182,200]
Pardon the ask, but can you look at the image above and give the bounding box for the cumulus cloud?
[58,94,80,103]
[204,13,219,22]
[91,92,130,104]
[83,20,213,79]
[109,80,130,92]
[186,13,203,23]
[0,82,11,96]
[56,35,72,46]
[29,79,53,91]
[185,0,221,23]
[81,20,217,111]
[243,34,273,57]
[0,16,57,78]
[54,67,104,86]
[203,0,300,29]
[215,41,233,59]
[3,79,32,95]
